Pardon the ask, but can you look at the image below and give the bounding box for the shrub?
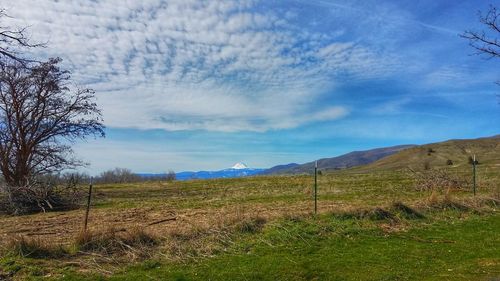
[0,178,84,215]
[412,169,469,191]
[166,170,176,182]
[423,161,431,170]
[468,156,479,165]
[446,159,453,165]
[426,196,470,211]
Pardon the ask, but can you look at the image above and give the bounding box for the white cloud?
[3,0,396,132]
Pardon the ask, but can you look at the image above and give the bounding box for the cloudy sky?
[3,0,499,173]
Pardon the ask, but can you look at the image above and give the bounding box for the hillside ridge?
[360,134,500,171]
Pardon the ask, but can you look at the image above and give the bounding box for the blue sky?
[4,0,499,173]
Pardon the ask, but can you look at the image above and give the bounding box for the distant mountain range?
[139,146,416,180]
[259,163,300,175]
[262,145,416,175]
[139,162,265,181]
[137,135,500,180]
[175,162,264,180]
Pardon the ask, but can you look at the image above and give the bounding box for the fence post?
[473,155,476,196]
[314,161,317,215]
[84,177,93,232]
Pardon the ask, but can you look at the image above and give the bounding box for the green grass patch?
[54,213,500,281]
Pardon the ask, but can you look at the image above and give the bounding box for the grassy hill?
[265,145,415,174]
[358,135,500,171]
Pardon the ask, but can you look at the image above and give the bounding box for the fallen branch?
[25,232,58,236]
[147,217,177,227]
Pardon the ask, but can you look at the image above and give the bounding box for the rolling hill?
[258,163,300,175]
[360,135,500,171]
[264,145,416,175]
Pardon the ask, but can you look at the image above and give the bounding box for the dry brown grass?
[163,210,268,261]
[6,235,68,258]
[2,226,159,262]
[1,169,493,252]
[390,201,425,219]
[74,227,158,260]
[0,170,497,277]
[412,169,470,191]
[234,216,267,233]
[417,189,500,214]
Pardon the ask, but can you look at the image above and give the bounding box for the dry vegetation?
[0,165,498,279]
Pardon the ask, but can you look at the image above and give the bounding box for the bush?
[165,170,176,182]
[412,169,469,191]
[423,161,431,170]
[425,195,470,211]
[0,178,84,215]
[446,159,453,165]
[468,156,479,165]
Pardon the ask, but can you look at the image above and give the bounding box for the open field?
[0,165,499,280]
[1,0,499,280]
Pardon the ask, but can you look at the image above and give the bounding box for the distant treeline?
[12,168,177,186]
[96,168,175,184]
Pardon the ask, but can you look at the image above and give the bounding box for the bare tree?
[97,168,141,184]
[166,170,176,182]
[0,57,105,187]
[0,9,43,64]
[461,5,499,58]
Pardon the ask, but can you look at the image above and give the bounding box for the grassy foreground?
[78,213,500,281]
[0,168,499,280]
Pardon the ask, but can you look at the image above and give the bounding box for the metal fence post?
[473,155,476,196]
[84,177,93,232]
[314,161,317,215]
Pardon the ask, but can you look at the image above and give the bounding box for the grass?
[0,167,498,280]
[74,228,158,256]
[53,211,500,281]
[6,236,69,259]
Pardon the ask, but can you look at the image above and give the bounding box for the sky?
[2,0,499,173]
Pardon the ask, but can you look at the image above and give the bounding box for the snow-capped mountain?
[174,163,264,180]
[230,162,248,170]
